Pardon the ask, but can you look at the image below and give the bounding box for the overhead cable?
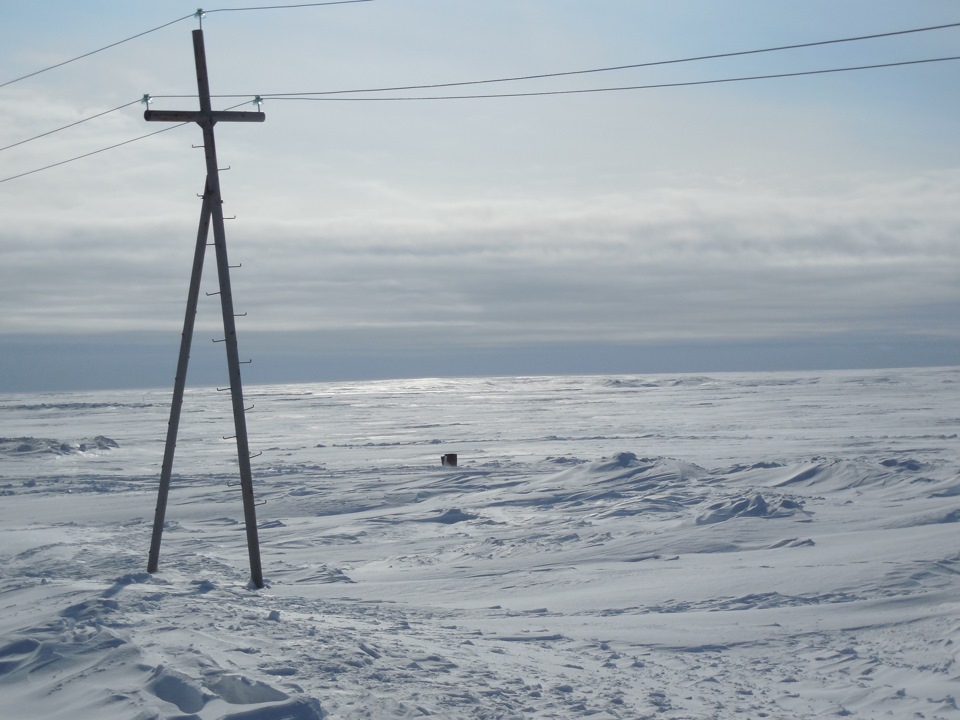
[0,1,376,90]
[0,99,143,154]
[3,19,957,183]
[265,55,960,101]
[0,100,250,184]
[4,53,955,185]
[0,124,188,184]
[10,19,956,155]
[0,15,195,90]
[257,20,960,98]
[205,0,374,12]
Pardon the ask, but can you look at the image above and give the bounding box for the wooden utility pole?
[146,29,266,588]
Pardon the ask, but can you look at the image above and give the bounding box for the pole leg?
[208,202,264,588]
[148,189,213,574]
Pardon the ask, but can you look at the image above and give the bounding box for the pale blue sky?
[1,1,958,390]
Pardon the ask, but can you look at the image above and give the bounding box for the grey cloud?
[200,171,959,348]
[4,169,957,350]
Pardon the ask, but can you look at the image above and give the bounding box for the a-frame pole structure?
[146,29,266,588]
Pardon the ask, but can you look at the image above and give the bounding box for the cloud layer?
[8,169,956,343]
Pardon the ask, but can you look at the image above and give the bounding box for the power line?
[10,18,956,156]
[0,1,376,90]
[4,53,955,185]
[0,15,196,90]
[256,20,960,98]
[0,99,142,154]
[205,0,373,13]
[264,55,960,101]
[3,16,957,182]
[0,123,188,185]
[0,100,252,184]
[144,19,960,102]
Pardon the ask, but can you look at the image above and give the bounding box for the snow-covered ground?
[1,367,958,719]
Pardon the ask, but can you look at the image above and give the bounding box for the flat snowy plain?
[1,367,958,719]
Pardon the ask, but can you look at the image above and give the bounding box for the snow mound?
[0,435,119,456]
[205,673,290,705]
[555,452,711,490]
[602,376,716,388]
[695,493,804,525]
[218,698,324,719]
[0,622,323,720]
[416,508,478,524]
[148,666,214,713]
[145,667,324,719]
[744,457,935,492]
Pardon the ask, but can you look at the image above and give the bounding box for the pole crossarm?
[145,109,265,123]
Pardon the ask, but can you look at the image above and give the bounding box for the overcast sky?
[1,1,958,391]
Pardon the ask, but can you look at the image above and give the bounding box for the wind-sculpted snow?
[0,435,118,456]
[1,367,959,718]
[694,492,805,525]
